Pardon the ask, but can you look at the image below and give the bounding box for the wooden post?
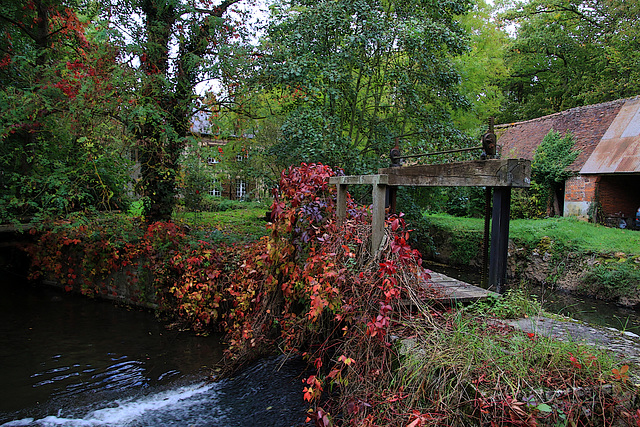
[372,180,387,253]
[336,183,347,221]
[328,175,389,253]
[489,187,511,293]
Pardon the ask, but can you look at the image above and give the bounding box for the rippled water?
[0,275,307,427]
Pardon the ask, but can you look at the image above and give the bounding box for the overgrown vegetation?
[531,130,580,217]
[25,165,640,425]
[582,258,640,302]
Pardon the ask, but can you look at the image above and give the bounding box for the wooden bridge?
[329,158,531,294]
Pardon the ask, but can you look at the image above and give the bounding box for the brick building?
[190,112,263,201]
[497,96,640,224]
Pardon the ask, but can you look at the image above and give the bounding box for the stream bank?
[423,220,640,308]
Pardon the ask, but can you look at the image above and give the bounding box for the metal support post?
[489,187,511,293]
[481,187,492,288]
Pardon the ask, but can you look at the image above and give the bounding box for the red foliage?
[26,163,438,425]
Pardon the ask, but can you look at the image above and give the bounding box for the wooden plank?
[427,272,498,303]
[329,174,389,186]
[379,159,531,188]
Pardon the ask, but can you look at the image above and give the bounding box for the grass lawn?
[173,203,271,244]
[425,213,640,255]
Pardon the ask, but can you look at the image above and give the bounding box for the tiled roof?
[496,98,630,172]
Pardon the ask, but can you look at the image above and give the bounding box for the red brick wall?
[565,175,597,203]
[597,175,640,218]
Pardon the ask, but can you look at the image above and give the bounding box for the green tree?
[258,0,473,173]
[109,0,251,220]
[499,0,640,122]
[452,0,509,135]
[532,129,579,216]
[0,0,132,222]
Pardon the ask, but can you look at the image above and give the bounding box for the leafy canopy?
[0,0,133,222]
[499,0,640,122]
[259,0,474,173]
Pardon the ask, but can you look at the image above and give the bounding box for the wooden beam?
[329,174,389,186]
[378,159,530,188]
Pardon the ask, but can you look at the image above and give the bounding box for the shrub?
[581,259,640,302]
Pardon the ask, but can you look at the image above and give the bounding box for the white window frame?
[209,178,221,197]
[236,179,247,200]
[207,156,220,165]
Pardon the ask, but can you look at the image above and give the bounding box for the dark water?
[0,274,307,427]
[425,261,640,336]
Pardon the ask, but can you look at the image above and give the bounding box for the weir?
[329,158,531,294]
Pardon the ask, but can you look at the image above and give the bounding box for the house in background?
[497,96,640,224]
[190,112,262,201]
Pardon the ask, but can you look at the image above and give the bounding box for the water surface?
[0,275,307,426]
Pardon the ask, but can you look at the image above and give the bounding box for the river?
[0,273,308,427]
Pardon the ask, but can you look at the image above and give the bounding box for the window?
[236,151,248,162]
[236,179,247,200]
[207,156,220,165]
[209,179,221,197]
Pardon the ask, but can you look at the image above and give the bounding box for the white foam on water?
[2,382,218,427]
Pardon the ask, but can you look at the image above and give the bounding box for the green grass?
[390,310,624,426]
[425,213,640,255]
[173,202,271,244]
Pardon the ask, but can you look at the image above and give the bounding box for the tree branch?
[194,0,243,17]
[0,13,36,41]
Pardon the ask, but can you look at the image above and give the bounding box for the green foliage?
[499,0,640,122]
[452,0,509,134]
[582,258,640,301]
[468,287,542,319]
[531,130,579,216]
[108,0,254,221]
[450,231,483,265]
[510,183,546,220]
[532,130,579,188]
[176,203,271,244]
[0,1,133,223]
[261,0,473,173]
[389,311,622,426]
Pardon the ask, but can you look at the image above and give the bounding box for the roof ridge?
[495,96,639,129]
